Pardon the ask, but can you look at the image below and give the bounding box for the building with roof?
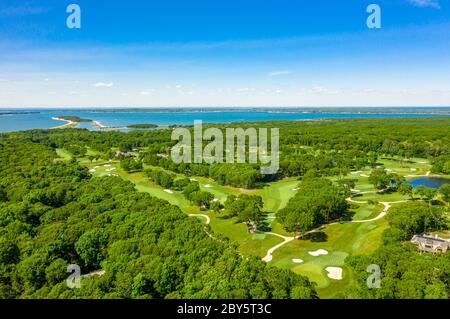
[411,235,450,254]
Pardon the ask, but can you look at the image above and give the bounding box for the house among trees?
[411,235,450,254]
[115,151,132,158]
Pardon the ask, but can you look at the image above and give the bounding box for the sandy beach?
[51,117,78,129]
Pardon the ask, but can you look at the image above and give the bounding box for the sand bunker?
[292,259,304,264]
[325,267,343,280]
[360,174,369,177]
[410,168,417,171]
[213,198,219,202]
[308,249,328,257]
[204,184,213,188]
[164,189,174,194]
[190,178,197,182]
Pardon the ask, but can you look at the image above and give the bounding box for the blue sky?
[1,0,450,107]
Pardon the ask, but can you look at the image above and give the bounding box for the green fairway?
[253,178,299,212]
[356,191,409,202]
[270,218,388,298]
[350,203,384,220]
[209,213,284,257]
[55,148,73,161]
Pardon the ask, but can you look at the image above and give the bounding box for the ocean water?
[0,108,449,133]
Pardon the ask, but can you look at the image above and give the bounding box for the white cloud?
[268,70,292,77]
[408,0,441,9]
[94,82,114,88]
[140,91,153,95]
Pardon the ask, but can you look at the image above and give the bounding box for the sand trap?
[292,259,304,264]
[104,164,111,167]
[190,178,197,181]
[204,184,213,188]
[89,169,96,172]
[164,189,174,194]
[292,188,298,191]
[360,174,369,177]
[419,161,427,164]
[325,267,343,280]
[308,249,328,257]
[351,171,362,175]
[410,168,417,171]
[213,198,219,202]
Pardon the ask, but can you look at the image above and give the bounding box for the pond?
[407,177,450,189]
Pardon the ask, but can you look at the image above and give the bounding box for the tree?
[45,258,69,286]
[398,183,413,199]
[439,184,450,204]
[226,195,264,232]
[278,178,348,233]
[190,191,214,209]
[368,168,402,190]
[0,187,7,202]
[210,201,222,213]
[75,228,109,269]
[0,238,20,264]
[369,168,391,190]
[121,158,143,172]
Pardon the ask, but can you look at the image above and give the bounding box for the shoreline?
[51,117,78,129]
[92,120,107,129]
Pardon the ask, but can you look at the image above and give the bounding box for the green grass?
[55,149,73,161]
[271,218,388,298]
[253,178,299,213]
[209,213,284,257]
[356,191,409,202]
[350,203,384,220]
